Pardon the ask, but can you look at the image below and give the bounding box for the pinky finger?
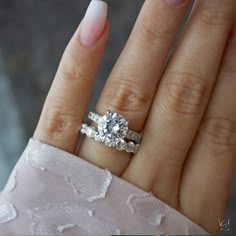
[180,25,236,234]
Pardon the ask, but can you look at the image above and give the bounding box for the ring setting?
[80,110,142,154]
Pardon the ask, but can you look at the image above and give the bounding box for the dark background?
[0,0,235,233]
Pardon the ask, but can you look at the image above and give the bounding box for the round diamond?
[98,111,128,147]
[126,142,135,153]
[116,139,126,151]
[94,133,102,143]
[105,138,113,147]
[133,144,139,154]
[81,123,88,133]
[87,127,95,138]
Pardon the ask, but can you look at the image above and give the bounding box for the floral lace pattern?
[0,138,208,235]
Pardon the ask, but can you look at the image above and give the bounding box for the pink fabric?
[0,138,208,235]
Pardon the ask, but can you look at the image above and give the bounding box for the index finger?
[34,0,109,153]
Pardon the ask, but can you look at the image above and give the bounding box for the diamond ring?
[80,110,142,154]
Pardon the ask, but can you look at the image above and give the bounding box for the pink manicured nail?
[165,0,186,6]
[80,0,108,47]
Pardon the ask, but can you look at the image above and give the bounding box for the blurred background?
[0,0,235,233]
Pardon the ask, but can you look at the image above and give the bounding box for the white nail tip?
[80,0,108,46]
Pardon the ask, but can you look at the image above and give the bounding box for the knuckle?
[42,105,77,137]
[199,1,233,26]
[104,78,150,114]
[60,62,90,82]
[140,17,172,42]
[201,116,236,147]
[164,71,208,115]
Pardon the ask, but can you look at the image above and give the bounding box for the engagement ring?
[80,110,142,154]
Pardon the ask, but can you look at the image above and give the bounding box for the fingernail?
[230,24,236,39]
[80,0,108,47]
[165,0,186,7]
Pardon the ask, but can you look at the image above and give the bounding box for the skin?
[34,0,236,233]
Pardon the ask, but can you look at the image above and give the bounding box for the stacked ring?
[80,110,142,154]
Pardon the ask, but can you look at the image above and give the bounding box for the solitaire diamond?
[97,111,128,147]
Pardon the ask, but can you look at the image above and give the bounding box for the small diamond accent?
[105,138,113,147]
[86,127,95,138]
[116,140,126,151]
[126,130,142,143]
[89,112,100,123]
[133,144,139,154]
[80,124,88,133]
[94,133,102,143]
[126,142,135,153]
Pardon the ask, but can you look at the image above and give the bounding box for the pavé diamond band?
[80,110,142,154]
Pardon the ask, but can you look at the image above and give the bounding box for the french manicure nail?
[165,0,186,7]
[80,0,108,47]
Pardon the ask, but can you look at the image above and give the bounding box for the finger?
[34,0,109,153]
[180,26,236,234]
[79,0,191,175]
[123,0,236,206]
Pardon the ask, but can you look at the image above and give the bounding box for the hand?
[34,0,236,233]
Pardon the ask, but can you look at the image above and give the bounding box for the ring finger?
[79,0,191,175]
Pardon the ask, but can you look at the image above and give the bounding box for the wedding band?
[80,110,142,154]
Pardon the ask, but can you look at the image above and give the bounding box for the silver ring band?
[80,124,139,154]
[80,110,143,154]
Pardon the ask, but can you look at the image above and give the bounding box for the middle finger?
[79,0,191,175]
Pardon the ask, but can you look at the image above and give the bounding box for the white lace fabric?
[0,138,208,235]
